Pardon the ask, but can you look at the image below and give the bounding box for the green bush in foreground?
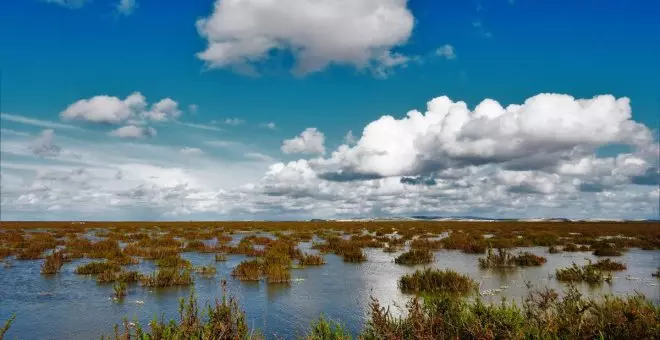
[105,283,262,340]
[303,314,351,340]
[399,268,477,295]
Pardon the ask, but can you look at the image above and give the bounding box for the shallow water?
[1,241,658,339]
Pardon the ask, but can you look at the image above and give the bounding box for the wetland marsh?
[1,221,659,339]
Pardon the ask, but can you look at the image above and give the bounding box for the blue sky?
[1,0,658,220]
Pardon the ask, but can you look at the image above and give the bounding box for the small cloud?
[188,104,198,114]
[109,125,157,139]
[224,118,245,125]
[180,147,204,156]
[2,113,79,130]
[44,0,89,9]
[178,122,224,132]
[260,122,276,130]
[435,44,456,60]
[29,129,61,157]
[344,130,357,146]
[281,128,325,155]
[116,0,137,16]
[245,152,275,162]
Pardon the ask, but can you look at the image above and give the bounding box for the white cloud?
[261,122,277,130]
[180,147,204,156]
[60,92,182,124]
[435,44,456,60]
[310,94,652,180]
[141,98,181,122]
[224,118,245,125]
[1,113,79,130]
[344,130,357,145]
[196,0,414,76]
[178,122,224,132]
[116,0,137,16]
[28,129,61,157]
[281,128,326,155]
[44,0,89,8]
[188,104,198,114]
[60,92,147,124]
[109,125,157,139]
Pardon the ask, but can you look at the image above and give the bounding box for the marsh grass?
[194,264,217,278]
[264,263,290,283]
[479,248,547,268]
[592,244,623,256]
[555,261,612,284]
[361,285,660,340]
[304,315,351,340]
[214,253,228,261]
[1,315,16,339]
[394,249,433,265]
[299,253,325,266]
[590,258,627,271]
[399,268,477,295]
[113,282,127,299]
[75,261,121,275]
[231,259,262,281]
[140,269,193,287]
[342,248,366,263]
[106,283,261,339]
[41,250,66,274]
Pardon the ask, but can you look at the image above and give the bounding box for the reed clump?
[394,249,433,265]
[298,253,325,266]
[264,263,290,283]
[590,258,627,271]
[214,253,228,261]
[108,283,259,339]
[140,268,193,287]
[555,261,611,284]
[361,285,660,340]
[194,264,217,277]
[75,261,121,275]
[342,248,366,263]
[399,268,477,295]
[113,282,127,299]
[41,250,67,274]
[304,315,351,340]
[592,244,623,256]
[231,259,262,281]
[479,248,547,268]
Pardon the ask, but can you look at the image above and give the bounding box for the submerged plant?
[113,282,127,299]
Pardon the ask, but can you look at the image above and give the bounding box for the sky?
[0,0,658,221]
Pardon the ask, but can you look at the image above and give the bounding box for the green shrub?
[75,261,120,275]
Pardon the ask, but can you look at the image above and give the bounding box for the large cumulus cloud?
[196,0,414,75]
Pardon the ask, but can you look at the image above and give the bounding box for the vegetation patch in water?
[298,253,325,266]
[590,258,627,271]
[231,259,262,281]
[75,261,121,275]
[478,248,547,268]
[112,282,127,299]
[41,250,67,274]
[555,262,612,284]
[140,268,193,287]
[394,249,433,265]
[97,270,140,283]
[342,248,366,263]
[399,268,477,295]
